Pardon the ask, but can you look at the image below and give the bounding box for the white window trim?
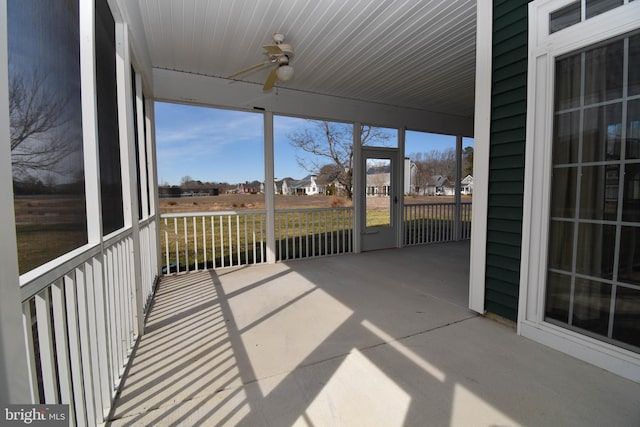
[520,0,640,382]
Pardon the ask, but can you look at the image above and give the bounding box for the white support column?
[0,0,32,403]
[264,111,276,263]
[352,123,362,253]
[145,100,162,277]
[469,0,493,314]
[455,134,463,241]
[116,22,145,335]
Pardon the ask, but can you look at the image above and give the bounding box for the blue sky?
[155,102,473,185]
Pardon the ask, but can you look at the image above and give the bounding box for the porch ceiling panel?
[136,0,477,118]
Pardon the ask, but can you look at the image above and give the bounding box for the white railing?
[161,207,354,274]
[404,202,472,245]
[19,219,158,427]
[275,207,353,261]
[160,203,471,274]
[161,211,268,273]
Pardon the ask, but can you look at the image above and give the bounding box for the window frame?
[520,0,640,382]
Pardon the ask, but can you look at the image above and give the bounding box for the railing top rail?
[19,227,136,302]
[275,207,353,214]
[161,210,267,218]
[404,202,472,207]
[160,206,355,219]
[138,215,158,227]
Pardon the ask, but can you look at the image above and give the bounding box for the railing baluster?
[174,218,179,273]
[297,212,301,258]
[183,217,189,272]
[228,215,233,266]
[237,215,241,266]
[330,211,334,255]
[193,217,198,272]
[220,216,225,268]
[35,288,57,403]
[51,278,73,416]
[164,217,169,273]
[347,209,352,252]
[339,210,343,253]
[75,262,98,425]
[211,216,216,268]
[203,216,207,269]
[244,215,249,264]
[252,215,256,264]
[311,211,316,257]
[323,211,328,256]
[285,212,290,260]
[275,213,280,261]
[64,270,87,427]
[260,214,264,263]
[105,247,119,384]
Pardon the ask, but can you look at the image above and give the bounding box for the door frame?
[359,146,404,251]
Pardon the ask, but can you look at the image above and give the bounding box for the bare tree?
[288,121,391,199]
[463,146,474,177]
[409,148,457,195]
[10,70,73,180]
[409,152,431,195]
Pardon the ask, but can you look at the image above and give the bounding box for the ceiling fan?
[227,33,295,91]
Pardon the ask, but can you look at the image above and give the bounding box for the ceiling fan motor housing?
[276,44,294,60]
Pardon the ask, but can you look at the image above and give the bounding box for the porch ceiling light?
[276,64,294,81]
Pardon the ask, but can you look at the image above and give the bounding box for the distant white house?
[365,164,390,196]
[461,175,473,195]
[426,175,455,196]
[283,175,324,195]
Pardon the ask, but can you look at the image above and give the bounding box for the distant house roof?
[367,164,391,175]
[289,175,317,189]
[428,175,451,187]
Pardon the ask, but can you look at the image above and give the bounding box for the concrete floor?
[108,242,640,427]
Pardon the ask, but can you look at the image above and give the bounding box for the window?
[549,0,629,34]
[523,0,640,380]
[95,0,124,234]
[8,0,87,274]
[546,33,640,351]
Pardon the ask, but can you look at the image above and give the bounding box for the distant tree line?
[408,146,473,194]
[159,176,250,197]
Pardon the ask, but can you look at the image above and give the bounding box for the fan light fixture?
[276,65,294,81]
[226,33,295,91]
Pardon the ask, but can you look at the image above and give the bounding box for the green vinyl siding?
[485,0,530,321]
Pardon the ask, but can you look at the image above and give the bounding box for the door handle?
[394,196,398,204]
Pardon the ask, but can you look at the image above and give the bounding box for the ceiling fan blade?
[263,67,278,91]
[263,44,283,56]
[226,61,271,79]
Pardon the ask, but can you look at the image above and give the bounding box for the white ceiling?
[135,0,477,118]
